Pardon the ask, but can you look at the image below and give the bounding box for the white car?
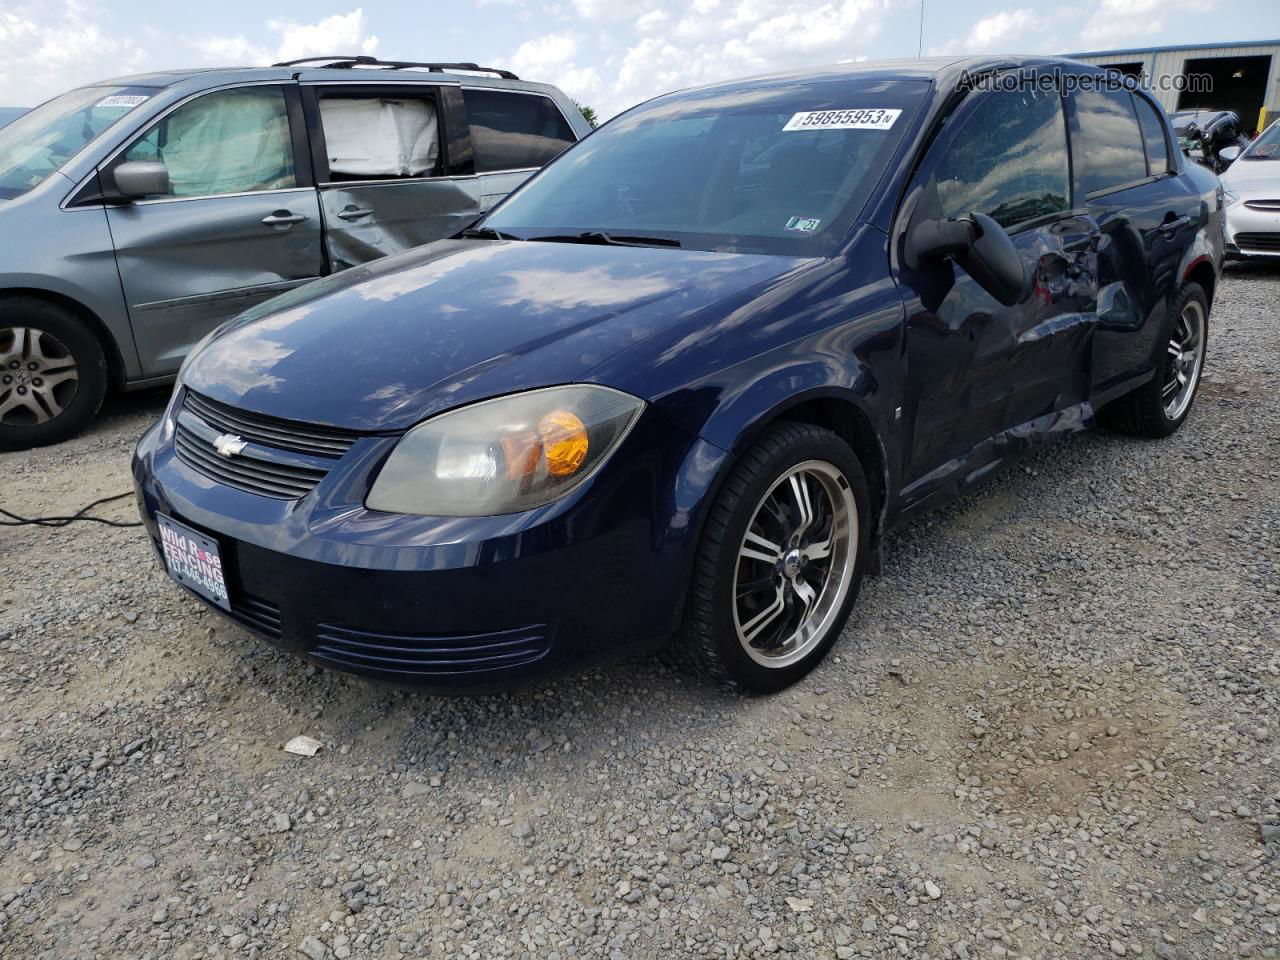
[1221,119,1280,259]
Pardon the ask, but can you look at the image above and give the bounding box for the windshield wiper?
[529,231,681,248]
[459,225,522,241]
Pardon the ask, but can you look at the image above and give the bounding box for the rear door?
[460,87,578,213]
[895,76,1099,509]
[1068,82,1202,401]
[104,84,324,376]
[302,82,480,269]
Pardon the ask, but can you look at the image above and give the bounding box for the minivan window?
[933,86,1069,229]
[121,87,296,198]
[318,94,440,181]
[1074,89,1149,196]
[463,89,575,172]
[0,86,154,200]
[1133,95,1170,175]
[484,80,929,256]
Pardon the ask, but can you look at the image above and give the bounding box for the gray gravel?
[1,266,1277,959]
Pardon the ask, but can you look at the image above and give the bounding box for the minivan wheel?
[1101,282,1209,439]
[674,422,870,692]
[0,298,108,452]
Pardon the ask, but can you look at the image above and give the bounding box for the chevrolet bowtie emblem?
[213,433,248,458]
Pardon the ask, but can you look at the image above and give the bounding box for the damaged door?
[1068,84,1203,401]
[303,83,482,270]
[894,77,1100,512]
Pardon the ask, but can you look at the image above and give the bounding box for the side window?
[317,94,440,181]
[1073,89,1149,196]
[933,86,1070,230]
[121,87,295,198]
[1133,95,1170,175]
[462,90,576,173]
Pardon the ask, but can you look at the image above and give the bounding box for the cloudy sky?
[1,0,1277,114]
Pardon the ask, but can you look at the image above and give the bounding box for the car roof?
[647,55,1114,104]
[90,63,546,91]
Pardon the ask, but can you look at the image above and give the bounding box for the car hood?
[183,239,813,431]
[1221,157,1280,190]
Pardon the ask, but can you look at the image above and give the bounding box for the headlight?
[366,385,645,517]
[1223,189,1240,207]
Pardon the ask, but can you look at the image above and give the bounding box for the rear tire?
[0,298,107,452]
[1101,282,1208,438]
[673,422,870,693]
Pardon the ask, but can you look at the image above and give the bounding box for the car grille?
[174,391,359,500]
[310,622,551,676]
[1233,231,1280,252]
[1243,199,1280,211]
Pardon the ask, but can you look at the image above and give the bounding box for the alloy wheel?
[732,460,858,669]
[1162,300,1205,421]
[0,327,80,426]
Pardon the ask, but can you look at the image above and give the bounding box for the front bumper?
[132,397,725,692]
[1225,201,1280,258]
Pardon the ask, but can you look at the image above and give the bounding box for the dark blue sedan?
[133,56,1222,692]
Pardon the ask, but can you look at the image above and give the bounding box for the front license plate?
[157,514,230,611]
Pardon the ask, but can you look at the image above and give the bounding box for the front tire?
[1101,282,1208,438]
[0,298,108,451]
[674,422,871,692]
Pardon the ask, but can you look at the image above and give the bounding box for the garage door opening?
[1177,54,1272,136]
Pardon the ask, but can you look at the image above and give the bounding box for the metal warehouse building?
[1069,39,1280,135]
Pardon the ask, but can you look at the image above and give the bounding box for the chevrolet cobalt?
[134,57,1223,693]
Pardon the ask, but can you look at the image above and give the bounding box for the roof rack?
[272,55,519,81]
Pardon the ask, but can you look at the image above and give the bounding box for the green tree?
[574,101,600,129]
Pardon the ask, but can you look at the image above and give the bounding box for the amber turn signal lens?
[539,410,589,477]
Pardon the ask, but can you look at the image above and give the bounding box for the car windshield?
[0,85,156,200]
[1243,121,1280,159]
[484,78,928,256]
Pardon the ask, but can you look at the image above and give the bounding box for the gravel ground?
[1,266,1277,960]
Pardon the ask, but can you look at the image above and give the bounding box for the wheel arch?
[1183,257,1216,310]
[0,287,127,390]
[711,386,891,551]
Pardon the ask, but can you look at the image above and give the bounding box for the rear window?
[1074,89,1149,196]
[1133,96,1170,174]
[463,89,575,173]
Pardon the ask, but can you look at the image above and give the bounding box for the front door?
[894,78,1099,511]
[304,84,482,270]
[105,84,324,376]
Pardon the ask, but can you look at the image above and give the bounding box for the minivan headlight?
[366,385,645,517]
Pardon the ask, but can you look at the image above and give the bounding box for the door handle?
[337,206,374,221]
[261,211,309,227]
[1158,215,1191,235]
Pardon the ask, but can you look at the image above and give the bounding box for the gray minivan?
[0,57,590,449]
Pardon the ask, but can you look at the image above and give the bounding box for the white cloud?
[927,7,1046,56]
[516,0,895,119]
[968,9,1038,49]
[1079,0,1213,47]
[0,1,147,106]
[190,8,379,68]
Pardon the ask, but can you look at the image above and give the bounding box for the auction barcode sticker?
[784,108,901,131]
[96,95,150,108]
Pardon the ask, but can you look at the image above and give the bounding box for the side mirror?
[112,161,170,199]
[1219,145,1241,162]
[906,211,1028,307]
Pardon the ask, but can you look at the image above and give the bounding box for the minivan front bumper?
[132,400,721,692]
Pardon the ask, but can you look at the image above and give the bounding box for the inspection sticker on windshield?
[785,216,822,233]
[784,108,901,131]
[96,95,149,108]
